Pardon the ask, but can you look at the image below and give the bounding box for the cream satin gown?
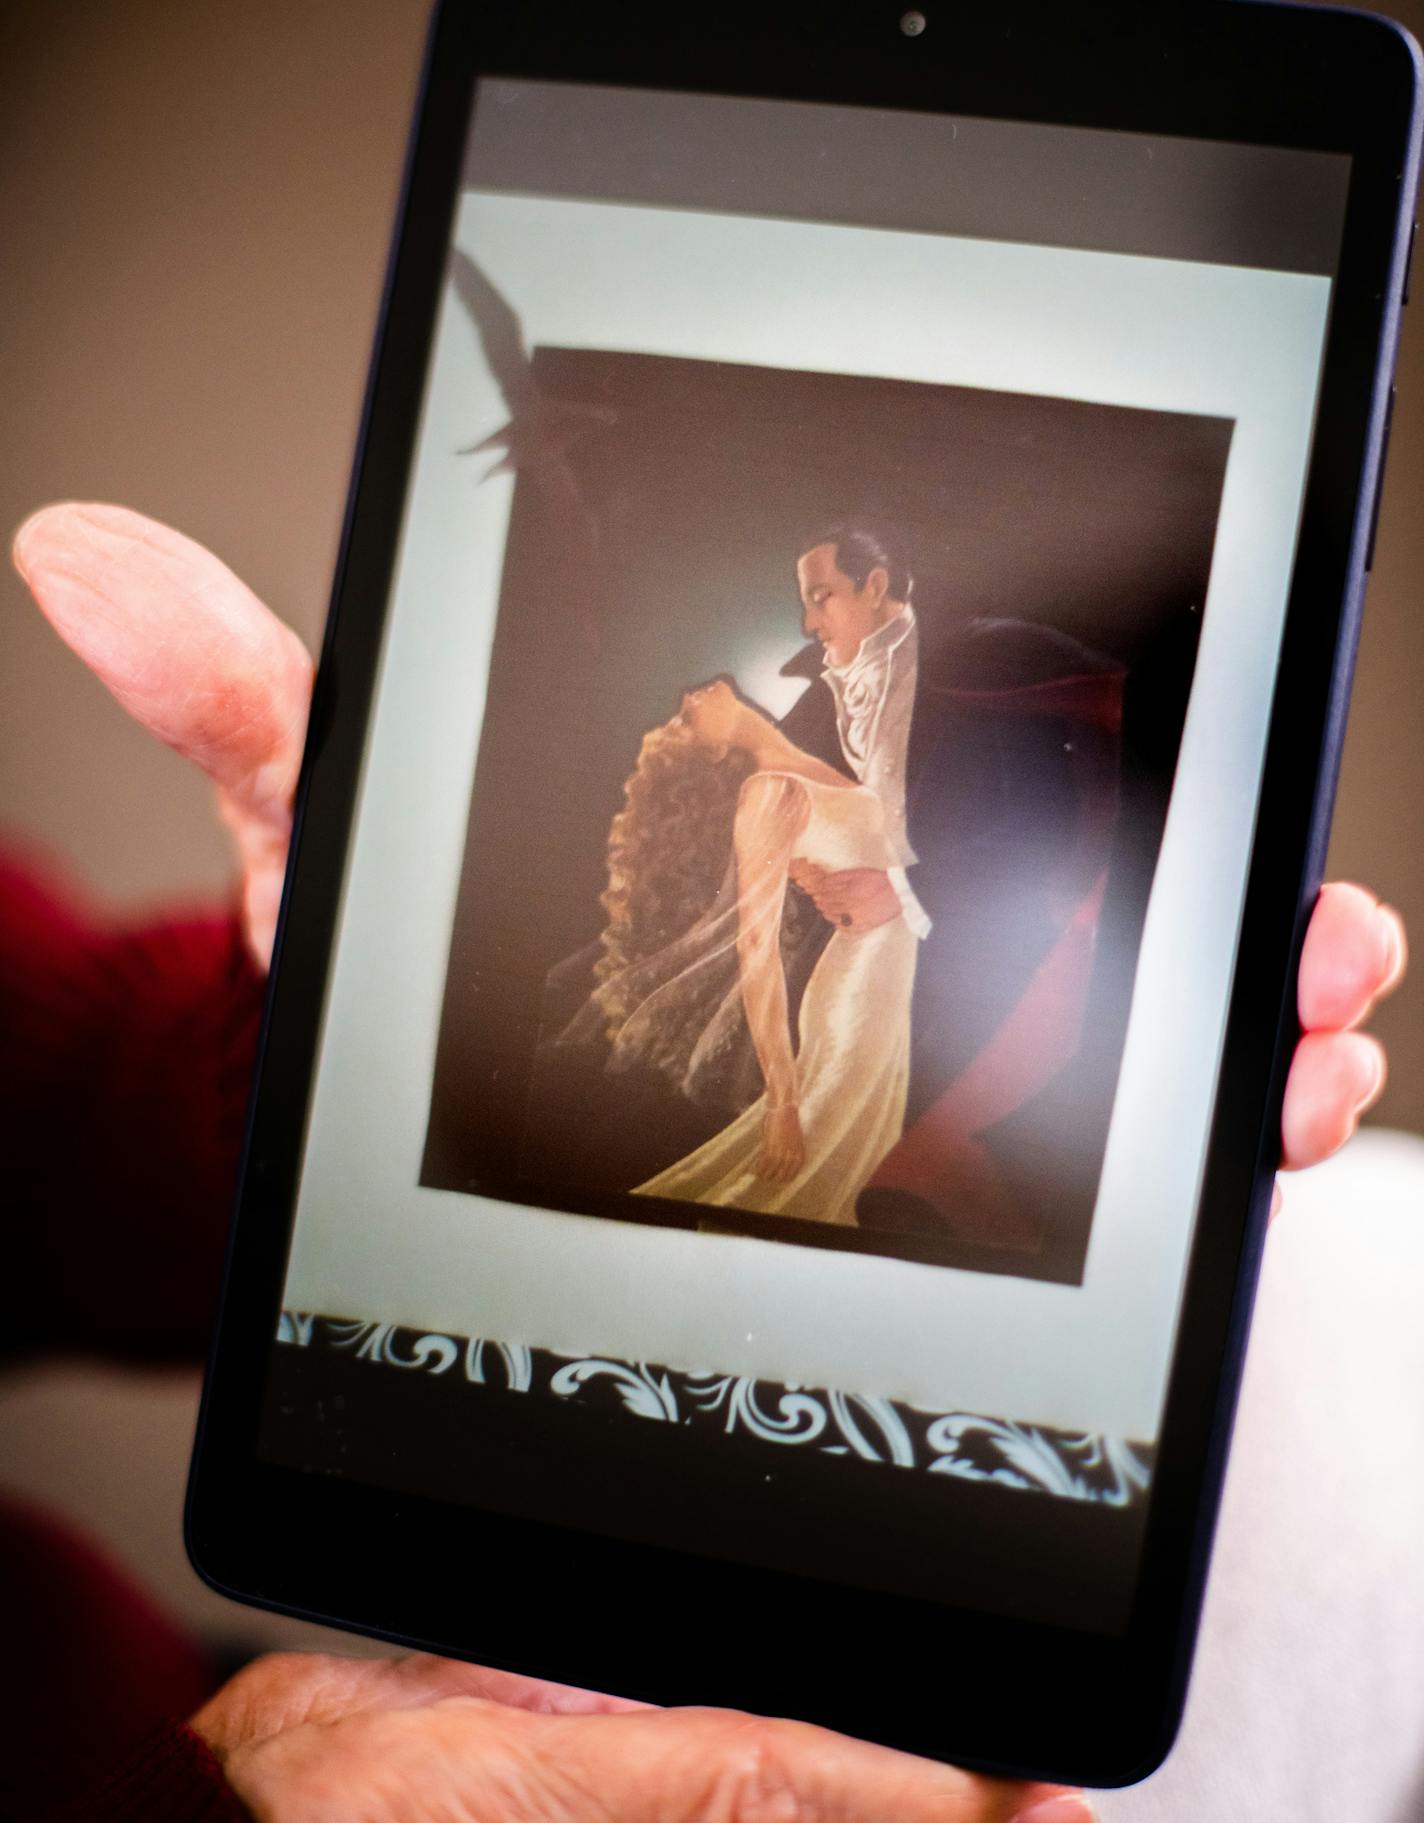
[634,772,917,1225]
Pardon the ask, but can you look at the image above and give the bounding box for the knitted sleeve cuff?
[41,1721,252,1822]
[1,848,264,1363]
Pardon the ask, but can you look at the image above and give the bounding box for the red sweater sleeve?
[39,1723,253,1823]
[0,847,263,1365]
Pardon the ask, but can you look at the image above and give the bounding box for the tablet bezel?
[187,0,1421,1786]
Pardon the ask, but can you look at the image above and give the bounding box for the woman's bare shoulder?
[734,770,815,824]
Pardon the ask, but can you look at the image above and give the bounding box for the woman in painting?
[561,679,915,1224]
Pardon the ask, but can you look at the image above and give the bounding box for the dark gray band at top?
[466,78,1349,278]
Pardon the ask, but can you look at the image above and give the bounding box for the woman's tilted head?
[677,678,743,755]
[596,687,756,991]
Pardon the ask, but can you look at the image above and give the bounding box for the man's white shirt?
[820,604,932,938]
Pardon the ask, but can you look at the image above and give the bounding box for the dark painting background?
[421,344,1233,1278]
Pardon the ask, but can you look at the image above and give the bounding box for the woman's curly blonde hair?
[595,715,755,995]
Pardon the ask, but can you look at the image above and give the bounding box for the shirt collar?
[822,602,916,678]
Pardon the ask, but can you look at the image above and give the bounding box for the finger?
[813,870,873,902]
[1280,1029,1386,1171]
[13,502,312,823]
[816,876,887,919]
[437,1702,1087,1823]
[815,894,867,923]
[1298,883,1407,1033]
[13,502,313,963]
[764,1152,792,1185]
[379,1652,647,1718]
[194,1650,644,1753]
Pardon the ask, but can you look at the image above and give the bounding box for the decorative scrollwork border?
[277,1312,1153,1507]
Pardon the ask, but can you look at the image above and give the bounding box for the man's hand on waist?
[788,861,901,932]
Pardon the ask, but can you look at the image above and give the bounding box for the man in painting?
[773,527,1133,1269]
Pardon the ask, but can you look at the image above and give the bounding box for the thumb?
[458,1704,1089,1823]
[13,501,313,965]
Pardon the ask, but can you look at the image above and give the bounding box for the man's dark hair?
[801,525,913,603]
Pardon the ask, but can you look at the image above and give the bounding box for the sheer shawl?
[554,773,815,1113]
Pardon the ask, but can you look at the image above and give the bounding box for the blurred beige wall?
[0,0,429,889]
[2,0,1422,1132]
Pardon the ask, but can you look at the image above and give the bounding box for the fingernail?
[1379,905,1406,992]
[11,502,89,582]
[10,510,45,579]
[1347,1034,1386,1112]
[1010,1798,1098,1823]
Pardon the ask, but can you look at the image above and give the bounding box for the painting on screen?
[420,282,1232,1286]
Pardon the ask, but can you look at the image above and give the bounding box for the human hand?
[1274,879,1406,1213]
[789,859,902,932]
[758,1101,806,1183]
[12,502,311,965]
[192,1648,1087,1823]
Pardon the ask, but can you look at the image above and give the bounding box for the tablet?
[187,0,1421,1786]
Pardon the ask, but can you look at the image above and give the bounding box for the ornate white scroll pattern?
[277,1311,1152,1505]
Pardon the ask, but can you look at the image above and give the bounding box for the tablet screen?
[263,77,1350,1636]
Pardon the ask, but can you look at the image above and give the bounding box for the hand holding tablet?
[191,1648,1092,1823]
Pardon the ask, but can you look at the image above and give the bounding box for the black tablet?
[187,0,1421,1787]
